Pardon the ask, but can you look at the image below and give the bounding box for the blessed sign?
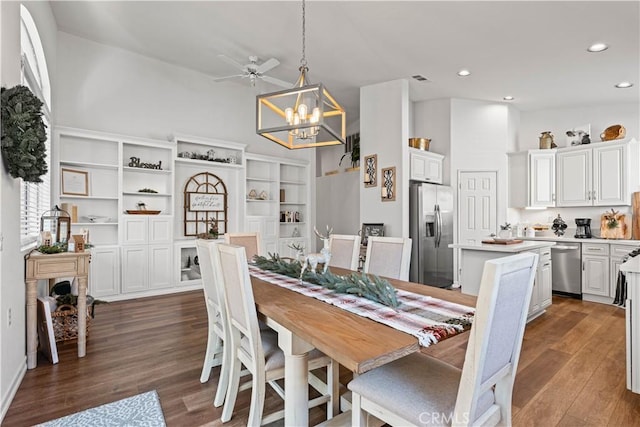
[128,157,162,170]
[188,193,225,212]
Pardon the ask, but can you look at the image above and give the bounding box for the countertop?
[621,256,640,274]
[449,240,555,253]
[520,236,640,246]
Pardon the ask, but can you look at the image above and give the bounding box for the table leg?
[26,279,38,369]
[77,275,88,358]
[277,327,314,426]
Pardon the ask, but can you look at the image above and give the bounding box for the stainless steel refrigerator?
[409,182,454,288]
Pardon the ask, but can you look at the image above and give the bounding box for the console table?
[24,251,91,369]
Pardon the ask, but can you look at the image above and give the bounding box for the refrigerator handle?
[435,205,442,247]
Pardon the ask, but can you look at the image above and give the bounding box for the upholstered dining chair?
[348,252,539,427]
[195,239,229,408]
[328,234,361,271]
[363,236,412,281]
[224,232,262,262]
[215,243,338,425]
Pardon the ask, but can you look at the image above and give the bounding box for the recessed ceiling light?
[503,96,514,101]
[615,81,633,88]
[587,43,609,52]
[457,69,471,77]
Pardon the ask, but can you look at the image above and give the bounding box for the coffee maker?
[575,218,592,238]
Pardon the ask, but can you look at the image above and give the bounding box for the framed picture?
[361,223,384,246]
[381,166,396,201]
[364,154,377,187]
[565,124,591,146]
[187,192,226,212]
[61,168,88,196]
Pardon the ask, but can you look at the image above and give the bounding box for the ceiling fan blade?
[256,58,280,74]
[212,74,245,82]
[262,75,292,89]
[217,54,245,70]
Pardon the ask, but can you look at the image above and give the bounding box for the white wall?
[412,98,452,185]
[360,79,410,238]
[0,1,57,421]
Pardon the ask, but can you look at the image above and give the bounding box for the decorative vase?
[552,214,568,236]
[539,131,554,149]
[498,229,512,239]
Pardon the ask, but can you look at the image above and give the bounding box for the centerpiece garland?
[253,254,400,309]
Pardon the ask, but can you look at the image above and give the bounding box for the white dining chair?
[328,234,361,271]
[216,243,338,425]
[224,232,262,262]
[363,236,412,281]
[195,239,230,408]
[348,252,539,427]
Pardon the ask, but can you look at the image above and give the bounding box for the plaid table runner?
[249,266,474,347]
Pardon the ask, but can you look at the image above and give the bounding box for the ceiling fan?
[213,55,291,88]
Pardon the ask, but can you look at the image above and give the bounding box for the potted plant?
[1,85,48,182]
[339,133,360,171]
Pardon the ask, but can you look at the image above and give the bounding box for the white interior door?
[458,171,497,244]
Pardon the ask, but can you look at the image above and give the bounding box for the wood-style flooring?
[4,291,640,426]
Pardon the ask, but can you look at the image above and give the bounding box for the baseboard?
[99,284,203,302]
[1,357,26,423]
[582,293,615,305]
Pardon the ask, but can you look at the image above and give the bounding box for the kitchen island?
[450,240,555,320]
[620,256,640,394]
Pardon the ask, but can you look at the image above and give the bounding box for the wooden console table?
[25,251,91,369]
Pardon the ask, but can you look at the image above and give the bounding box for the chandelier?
[256,0,346,149]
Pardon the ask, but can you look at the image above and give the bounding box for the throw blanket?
[249,266,474,347]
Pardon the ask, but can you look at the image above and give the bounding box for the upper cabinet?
[556,139,639,207]
[409,148,444,184]
[508,149,556,208]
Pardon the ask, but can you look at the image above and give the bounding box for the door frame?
[455,169,499,285]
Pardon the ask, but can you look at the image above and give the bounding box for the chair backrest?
[363,236,412,281]
[195,239,222,310]
[216,243,263,358]
[453,252,539,426]
[328,234,361,270]
[224,232,262,262]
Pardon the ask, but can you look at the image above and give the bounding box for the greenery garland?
[253,254,400,309]
[1,85,48,182]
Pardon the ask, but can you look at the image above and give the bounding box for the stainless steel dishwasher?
[551,243,582,298]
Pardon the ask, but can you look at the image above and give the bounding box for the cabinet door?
[263,218,279,240]
[556,148,592,207]
[121,246,148,292]
[582,255,610,296]
[89,246,120,297]
[529,151,555,207]
[264,240,278,255]
[539,259,552,309]
[148,245,173,289]
[593,143,628,206]
[611,258,624,299]
[410,152,443,184]
[123,217,147,244]
[149,216,172,244]
[528,274,540,315]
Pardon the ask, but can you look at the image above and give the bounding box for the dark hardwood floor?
[4,291,640,426]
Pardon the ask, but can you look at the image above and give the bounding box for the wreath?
[1,85,48,182]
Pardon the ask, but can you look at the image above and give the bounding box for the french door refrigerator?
[409,182,454,288]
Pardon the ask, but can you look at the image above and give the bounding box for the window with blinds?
[20,6,51,246]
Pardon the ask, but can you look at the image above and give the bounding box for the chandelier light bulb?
[297,103,308,119]
[285,107,294,124]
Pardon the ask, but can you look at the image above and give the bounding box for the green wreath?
[1,85,48,182]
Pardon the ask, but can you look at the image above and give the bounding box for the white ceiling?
[50,1,639,123]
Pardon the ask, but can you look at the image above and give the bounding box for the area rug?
[38,390,166,427]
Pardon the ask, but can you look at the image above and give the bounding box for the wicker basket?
[51,304,91,343]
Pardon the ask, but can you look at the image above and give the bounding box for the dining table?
[250,266,476,426]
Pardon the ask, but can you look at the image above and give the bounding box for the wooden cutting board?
[481,239,524,245]
[633,192,640,240]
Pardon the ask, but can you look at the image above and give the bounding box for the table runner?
[249,266,474,347]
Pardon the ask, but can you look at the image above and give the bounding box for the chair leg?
[494,377,514,426]
[200,330,222,383]
[221,334,242,423]
[351,392,367,427]
[247,372,266,426]
[214,335,230,407]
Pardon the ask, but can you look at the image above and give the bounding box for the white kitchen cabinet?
[122,216,172,244]
[89,246,120,298]
[507,149,555,208]
[582,250,610,297]
[247,216,278,255]
[528,247,552,319]
[121,246,148,293]
[148,245,173,289]
[409,148,444,184]
[556,139,639,207]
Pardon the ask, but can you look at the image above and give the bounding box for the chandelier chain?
[300,0,307,68]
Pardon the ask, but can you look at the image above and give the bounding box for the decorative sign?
[188,192,225,212]
[128,157,163,170]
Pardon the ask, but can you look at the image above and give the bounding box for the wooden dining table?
[250,266,476,426]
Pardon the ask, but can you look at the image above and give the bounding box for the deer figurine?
[300,226,333,279]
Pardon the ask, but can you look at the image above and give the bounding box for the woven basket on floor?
[51,304,91,343]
